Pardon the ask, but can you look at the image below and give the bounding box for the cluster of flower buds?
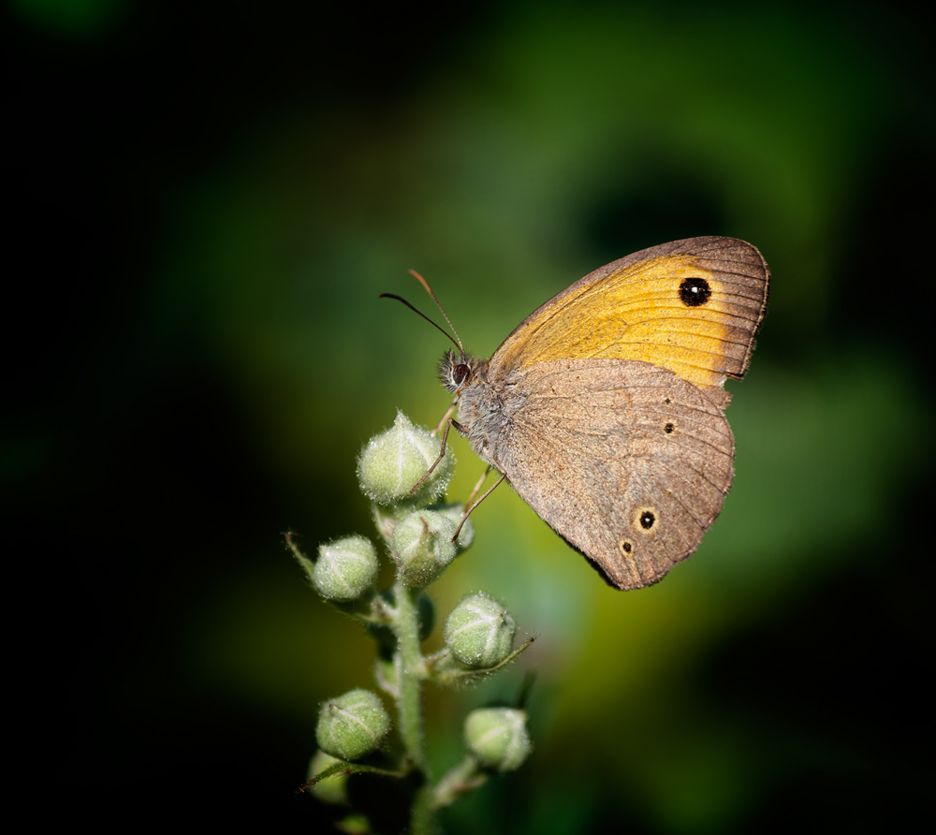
[296,411,532,807]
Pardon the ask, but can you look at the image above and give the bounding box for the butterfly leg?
[464,464,494,508]
[452,470,507,541]
[433,401,458,434]
[408,409,458,496]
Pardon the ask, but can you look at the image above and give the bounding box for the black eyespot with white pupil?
[640,511,656,529]
[679,276,711,307]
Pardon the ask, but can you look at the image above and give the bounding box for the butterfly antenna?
[407,270,466,357]
[378,292,462,354]
[378,270,466,357]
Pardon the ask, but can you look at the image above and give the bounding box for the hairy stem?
[392,581,435,833]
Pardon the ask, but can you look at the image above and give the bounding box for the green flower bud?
[316,689,391,761]
[307,749,349,804]
[314,535,379,602]
[464,707,532,772]
[434,503,475,552]
[357,412,454,506]
[444,592,516,668]
[392,509,458,588]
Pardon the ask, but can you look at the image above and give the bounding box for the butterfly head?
[438,349,475,395]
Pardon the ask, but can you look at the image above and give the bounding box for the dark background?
[7,0,934,831]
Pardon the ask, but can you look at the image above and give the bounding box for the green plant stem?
[433,756,487,809]
[409,782,437,835]
[392,581,436,834]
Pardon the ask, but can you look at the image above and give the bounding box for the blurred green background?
[7,0,934,831]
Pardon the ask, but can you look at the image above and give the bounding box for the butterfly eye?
[453,363,471,385]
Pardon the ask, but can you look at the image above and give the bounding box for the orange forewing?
[488,239,768,393]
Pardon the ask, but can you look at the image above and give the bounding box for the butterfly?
[396,237,769,589]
